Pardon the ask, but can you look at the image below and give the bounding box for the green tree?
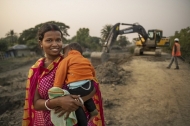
[168,27,190,62]
[18,21,70,44]
[68,36,77,43]
[0,39,8,52]
[70,28,101,51]
[6,30,18,45]
[26,39,43,55]
[90,36,101,51]
[117,36,130,47]
[101,24,112,41]
[18,28,38,44]
[76,28,90,48]
[26,39,38,50]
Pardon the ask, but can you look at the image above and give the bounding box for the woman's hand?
[54,95,83,117]
[54,107,71,118]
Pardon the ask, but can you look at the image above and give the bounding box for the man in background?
[167,38,181,70]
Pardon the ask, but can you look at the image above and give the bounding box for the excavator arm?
[90,22,149,66]
[119,23,148,41]
[103,23,148,53]
[102,23,120,53]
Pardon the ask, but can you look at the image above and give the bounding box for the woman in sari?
[22,23,105,126]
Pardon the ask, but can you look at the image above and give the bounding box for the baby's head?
[63,42,83,58]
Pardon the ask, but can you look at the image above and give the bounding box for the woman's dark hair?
[65,42,83,54]
[37,23,63,41]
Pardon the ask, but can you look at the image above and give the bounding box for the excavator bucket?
[90,52,109,67]
[90,23,120,67]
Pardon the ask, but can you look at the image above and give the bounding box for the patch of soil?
[0,73,27,125]
[1,52,190,126]
[0,56,39,73]
[101,53,190,126]
[0,57,38,126]
[95,61,131,85]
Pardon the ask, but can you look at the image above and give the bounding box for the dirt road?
[0,53,190,126]
[102,53,190,126]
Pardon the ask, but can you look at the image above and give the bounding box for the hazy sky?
[1,0,190,41]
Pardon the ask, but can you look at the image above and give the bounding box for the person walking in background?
[167,38,181,69]
[22,23,105,126]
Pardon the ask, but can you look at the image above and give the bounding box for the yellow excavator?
[134,28,170,56]
[90,23,170,66]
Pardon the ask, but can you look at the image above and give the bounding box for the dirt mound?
[0,58,131,125]
[0,72,27,126]
[95,61,128,85]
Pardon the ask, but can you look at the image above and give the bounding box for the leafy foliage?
[18,21,70,44]
[26,39,39,50]
[2,21,189,61]
[100,24,130,48]
[5,30,18,46]
[0,39,8,52]
[18,28,38,44]
[117,36,130,46]
[69,28,101,51]
[101,24,112,41]
[76,28,90,48]
[169,27,190,62]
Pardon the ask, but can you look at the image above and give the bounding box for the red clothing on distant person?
[172,42,181,56]
[54,50,95,88]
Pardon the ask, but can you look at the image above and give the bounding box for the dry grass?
[0,56,39,73]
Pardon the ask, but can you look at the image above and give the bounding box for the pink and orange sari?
[22,55,105,126]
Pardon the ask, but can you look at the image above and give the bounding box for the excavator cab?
[135,29,170,56]
[148,30,161,40]
[144,29,162,48]
[150,30,162,42]
[136,29,169,48]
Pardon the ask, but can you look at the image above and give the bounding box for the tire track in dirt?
[162,60,190,126]
[102,55,190,126]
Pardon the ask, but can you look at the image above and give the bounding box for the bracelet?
[78,97,84,105]
[45,99,53,111]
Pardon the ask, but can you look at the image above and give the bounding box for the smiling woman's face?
[40,30,63,57]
